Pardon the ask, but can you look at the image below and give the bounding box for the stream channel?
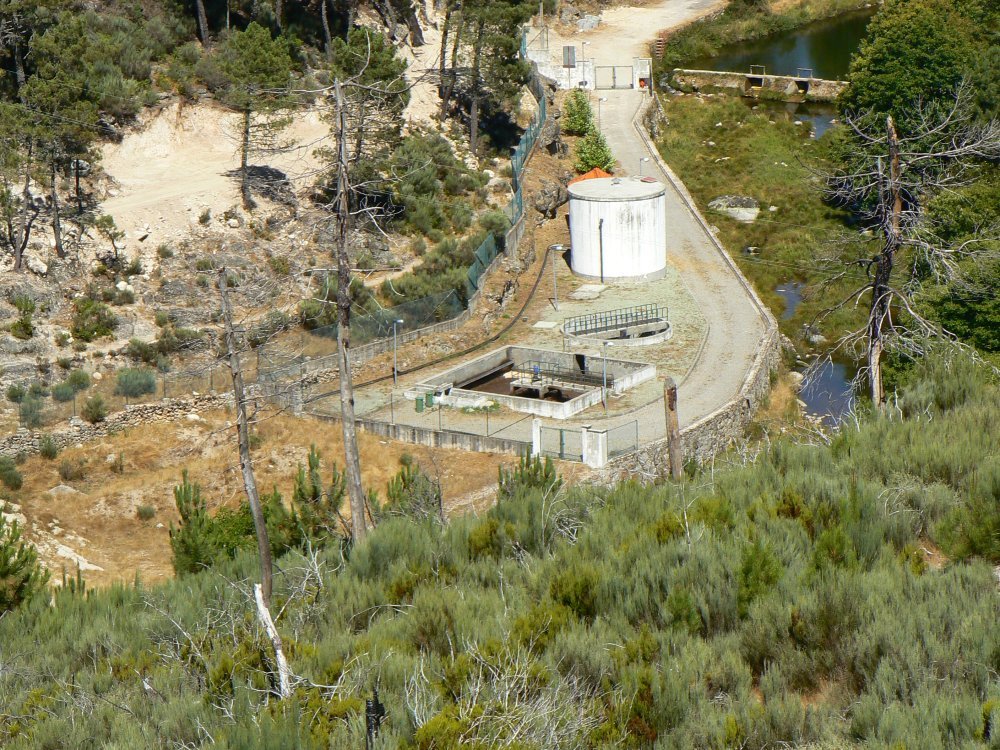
[690,10,878,420]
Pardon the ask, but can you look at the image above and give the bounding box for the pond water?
[799,358,856,424]
[746,100,838,137]
[689,8,876,80]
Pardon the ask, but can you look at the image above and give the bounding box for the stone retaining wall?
[0,393,234,458]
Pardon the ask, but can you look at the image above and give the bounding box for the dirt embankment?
[99,99,330,264]
[8,410,514,588]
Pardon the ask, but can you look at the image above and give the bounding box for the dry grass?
[10,408,518,589]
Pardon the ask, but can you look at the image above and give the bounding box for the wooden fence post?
[664,377,683,480]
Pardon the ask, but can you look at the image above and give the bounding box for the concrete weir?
[671,68,848,103]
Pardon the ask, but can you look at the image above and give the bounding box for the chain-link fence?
[607,420,639,459]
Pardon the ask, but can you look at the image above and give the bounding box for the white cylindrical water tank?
[567,176,667,281]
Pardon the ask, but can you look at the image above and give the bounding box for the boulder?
[532,180,568,220]
[577,14,600,30]
[708,195,760,223]
[25,254,48,276]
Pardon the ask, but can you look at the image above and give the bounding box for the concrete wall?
[672,69,848,103]
[327,415,530,456]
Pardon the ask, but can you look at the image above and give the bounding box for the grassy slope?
[657,95,869,345]
[1,355,998,748]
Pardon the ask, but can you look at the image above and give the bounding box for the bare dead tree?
[821,87,1000,408]
[217,268,275,603]
[332,78,369,543]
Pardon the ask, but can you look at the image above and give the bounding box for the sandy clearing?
[100,99,331,262]
[546,0,723,66]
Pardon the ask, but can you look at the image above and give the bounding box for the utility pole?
[663,377,682,480]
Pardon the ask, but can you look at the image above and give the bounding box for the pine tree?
[217,22,297,210]
[0,511,49,613]
[574,128,615,173]
[562,89,593,136]
[292,445,349,540]
[168,471,216,575]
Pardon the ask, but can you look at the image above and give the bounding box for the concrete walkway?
[598,90,770,429]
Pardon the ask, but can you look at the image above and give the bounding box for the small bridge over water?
[671,66,847,103]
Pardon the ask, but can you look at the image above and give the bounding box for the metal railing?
[563,304,667,337]
[510,360,608,389]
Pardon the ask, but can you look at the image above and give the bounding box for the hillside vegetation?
[1,353,999,748]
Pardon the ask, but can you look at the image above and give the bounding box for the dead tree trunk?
[50,157,64,258]
[868,116,901,410]
[440,13,463,122]
[437,4,452,118]
[218,269,274,603]
[239,108,255,210]
[320,0,333,54]
[193,0,210,43]
[333,79,368,543]
[663,377,682,480]
[254,583,291,698]
[12,141,33,272]
[468,19,485,156]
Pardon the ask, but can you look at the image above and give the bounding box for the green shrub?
[478,210,510,235]
[18,396,44,429]
[574,128,615,173]
[563,89,594,136]
[136,505,156,521]
[65,369,91,392]
[9,313,33,340]
[115,368,157,398]
[0,457,23,490]
[39,435,59,460]
[550,562,600,621]
[72,299,116,341]
[58,459,86,482]
[50,382,76,403]
[0,512,48,612]
[81,395,107,424]
[6,384,25,403]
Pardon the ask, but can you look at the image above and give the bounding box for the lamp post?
[548,243,565,310]
[597,96,607,130]
[581,41,591,87]
[639,156,650,177]
[392,318,404,385]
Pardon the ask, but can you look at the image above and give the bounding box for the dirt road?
[546,0,723,65]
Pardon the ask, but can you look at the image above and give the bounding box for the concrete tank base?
[569,266,668,283]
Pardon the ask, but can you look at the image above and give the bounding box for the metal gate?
[594,65,633,89]
[539,426,583,461]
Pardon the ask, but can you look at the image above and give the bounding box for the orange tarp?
[568,168,611,185]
